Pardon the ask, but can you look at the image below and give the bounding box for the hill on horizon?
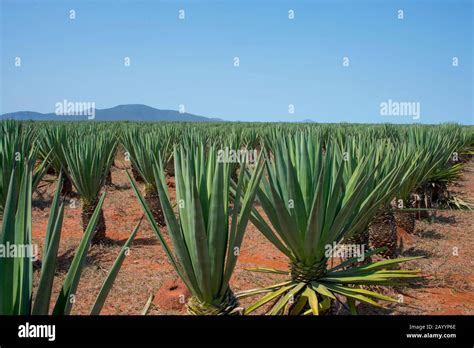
[0,104,222,122]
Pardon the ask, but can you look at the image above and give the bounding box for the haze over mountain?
[1,104,222,122]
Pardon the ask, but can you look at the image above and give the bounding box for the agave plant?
[0,155,140,315]
[0,120,47,216]
[394,127,465,226]
[335,136,400,259]
[62,132,118,243]
[37,124,74,196]
[240,134,421,315]
[416,138,470,211]
[122,127,172,226]
[339,135,437,258]
[129,144,264,314]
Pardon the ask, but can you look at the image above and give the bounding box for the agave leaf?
[269,282,306,315]
[327,256,424,276]
[0,164,22,314]
[90,218,142,315]
[52,192,107,315]
[32,176,65,315]
[327,247,386,272]
[289,293,308,315]
[221,158,264,294]
[347,297,357,315]
[244,267,289,275]
[207,160,227,296]
[14,157,34,315]
[43,172,63,252]
[303,287,319,315]
[141,294,154,315]
[236,280,293,299]
[321,283,386,308]
[250,209,292,258]
[333,286,398,303]
[244,284,295,315]
[129,169,199,297]
[310,282,337,300]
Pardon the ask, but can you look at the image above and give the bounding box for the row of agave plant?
[0,120,472,315]
[0,147,140,315]
[128,129,472,315]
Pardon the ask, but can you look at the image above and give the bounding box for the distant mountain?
[1,104,222,122]
[300,119,316,123]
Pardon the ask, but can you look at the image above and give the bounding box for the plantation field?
[31,156,474,315]
[1,121,473,315]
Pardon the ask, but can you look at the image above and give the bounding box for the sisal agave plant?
[129,144,264,315]
[416,130,471,211]
[335,136,400,259]
[337,135,429,258]
[0,155,140,315]
[37,124,74,196]
[122,127,172,226]
[0,120,47,216]
[62,132,117,243]
[241,134,421,315]
[393,128,464,227]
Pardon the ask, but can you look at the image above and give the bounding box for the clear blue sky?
[1,0,473,124]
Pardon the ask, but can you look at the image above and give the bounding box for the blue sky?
[1,0,473,124]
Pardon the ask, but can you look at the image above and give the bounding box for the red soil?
[152,279,190,313]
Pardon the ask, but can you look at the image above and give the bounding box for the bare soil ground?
[30,157,474,315]
[390,160,474,315]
